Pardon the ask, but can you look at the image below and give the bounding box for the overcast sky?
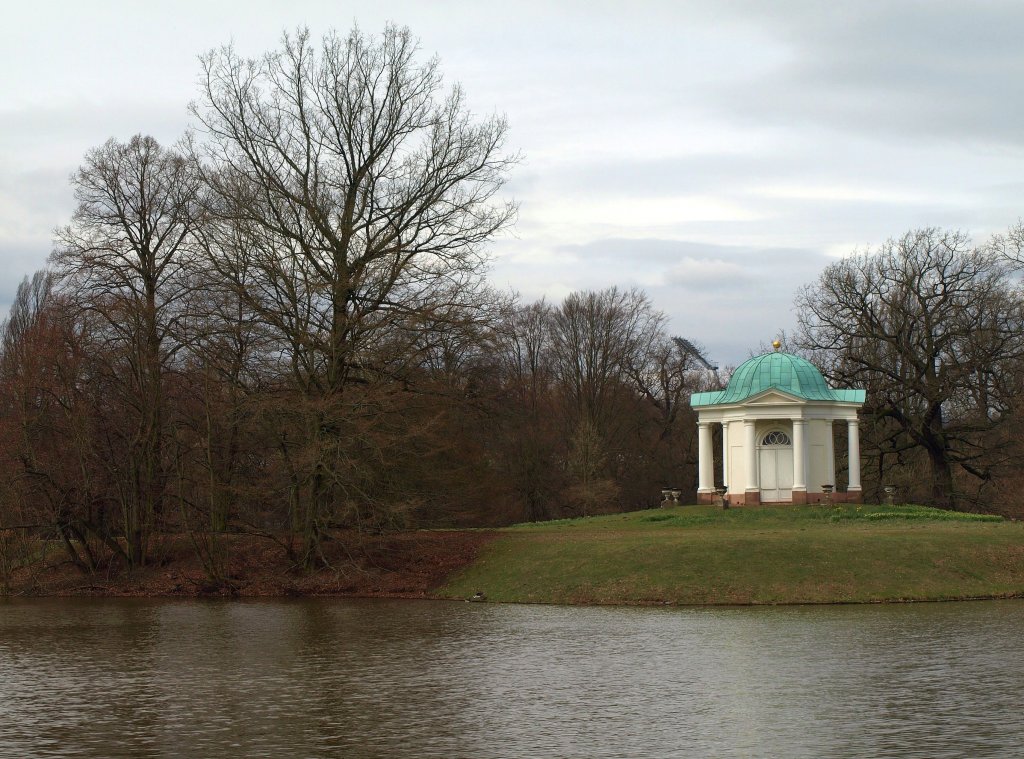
[2,1,1023,365]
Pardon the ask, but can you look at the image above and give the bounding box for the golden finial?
[772,339,782,352]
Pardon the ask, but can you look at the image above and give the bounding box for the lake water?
[0,598,1021,758]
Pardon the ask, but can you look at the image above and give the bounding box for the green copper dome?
[690,352,865,407]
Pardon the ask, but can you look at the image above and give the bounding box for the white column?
[826,421,836,488]
[792,419,807,492]
[698,421,714,493]
[721,422,729,489]
[744,420,758,493]
[847,418,861,492]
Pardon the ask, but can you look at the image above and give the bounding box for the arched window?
[761,430,791,446]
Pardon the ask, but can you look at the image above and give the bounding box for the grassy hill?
[439,504,1024,605]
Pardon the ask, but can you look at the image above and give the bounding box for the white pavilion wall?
[726,419,745,497]
[722,417,835,499]
[807,419,830,494]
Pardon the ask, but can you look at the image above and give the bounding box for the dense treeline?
[796,226,1024,513]
[0,26,715,579]
[0,270,711,575]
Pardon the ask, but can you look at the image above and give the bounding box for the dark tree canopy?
[795,228,1024,508]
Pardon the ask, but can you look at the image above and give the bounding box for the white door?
[759,430,794,502]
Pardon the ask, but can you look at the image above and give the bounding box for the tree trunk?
[927,446,955,509]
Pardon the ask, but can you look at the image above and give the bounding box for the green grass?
[439,504,1024,606]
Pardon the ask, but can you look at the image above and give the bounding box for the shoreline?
[7,505,1024,606]
[5,586,1024,606]
[2,529,500,601]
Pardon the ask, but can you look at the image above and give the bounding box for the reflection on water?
[0,597,1021,758]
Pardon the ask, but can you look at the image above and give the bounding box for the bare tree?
[795,228,1024,508]
[191,25,516,564]
[628,336,717,440]
[489,299,564,520]
[550,287,665,431]
[548,287,668,512]
[52,135,203,565]
[989,220,1024,267]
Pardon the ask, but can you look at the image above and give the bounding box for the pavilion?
[689,344,865,505]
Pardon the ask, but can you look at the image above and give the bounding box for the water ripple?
[0,599,1021,758]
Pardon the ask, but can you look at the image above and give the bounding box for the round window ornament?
[762,430,791,446]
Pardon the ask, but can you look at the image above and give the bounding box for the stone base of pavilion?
[697,488,863,506]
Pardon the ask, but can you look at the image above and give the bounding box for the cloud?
[0,101,190,171]
[0,167,71,285]
[490,236,834,365]
[704,1,1024,148]
[665,257,752,290]
[0,239,50,311]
